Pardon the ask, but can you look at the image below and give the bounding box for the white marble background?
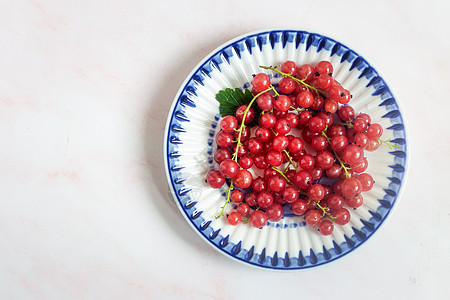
[0,0,449,299]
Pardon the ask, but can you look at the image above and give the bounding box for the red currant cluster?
[206,60,386,235]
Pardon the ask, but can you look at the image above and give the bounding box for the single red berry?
[297,64,314,81]
[305,210,322,226]
[288,137,304,153]
[250,210,268,228]
[317,74,333,89]
[333,207,351,225]
[246,138,263,154]
[237,203,250,216]
[342,144,363,165]
[253,153,268,169]
[234,169,253,189]
[219,159,239,178]
[357,173,374,191]
[341,177,363,199]
[345,194,364,208]
[327,194,345,210]
[315,150,335,170]
[266,203,284,222]
[310,94,325,111]
[311,135,329,151]
[235,105,255,124]
[296,90,314,108]
[328,84,345,102]
[273,95,291,112]
[252,73,271,92]
[282,185,299,203]
[255,126,272,142]
[215,131,234,148]
[338,89,351,104]
[315,61,333,75]
[272,135,289,151]
[259,113,277,129]
[238,155,254,169]
[291,199,308,215]
[309,116,326,133]
[256,191,274,208]
[351,157,368,173]
[324,98,338,113]
[245,192,257,206]
[295,170,313,190]
[220,115,238,133]
[274,118,291,135]
[227,211,241,225]
[308,184,325,202]
[366,123,383,139]
[366,138,380,151]
[330,135,348,152]
[299,154,315,170]
[318,219,334,235]
[285,113,299,128]
[281,60,297,75]
[206,170,226,189]
[278,77,296,94]
[252,177,267,193]
[230,189,244,203]
[338,105,355,122]
[267,175,286,192]
[326,164,342,178]
[257,93,274,111]
[265,149,283,167]
[214,148,231,164]
[298,110,313,127]
[310,167,324,181]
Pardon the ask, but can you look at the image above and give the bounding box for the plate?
[164,29,408,270]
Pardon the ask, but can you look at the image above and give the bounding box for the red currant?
[206,170,225,189]
[257,93,274,111]
[227,212,241,225]
[252,73,271,92]
[250,210,268,228]
[234,169,253,189]
[266,203,284,222]
[318,219,334,235]
[305,210,322,226]
[220,115,238,133]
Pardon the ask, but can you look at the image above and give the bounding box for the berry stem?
[377,138,401,149]
[232,85,277,162]
[259,65,322,93]
[335,122,353,128]
[283,150,298,172]
[316,201,336,221]
[216,180,234,219]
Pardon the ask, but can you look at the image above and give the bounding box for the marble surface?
[1,0,449,299]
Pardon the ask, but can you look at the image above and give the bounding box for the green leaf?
[215,88,254,117]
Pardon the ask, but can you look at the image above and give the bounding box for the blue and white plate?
[164,29,408,270]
